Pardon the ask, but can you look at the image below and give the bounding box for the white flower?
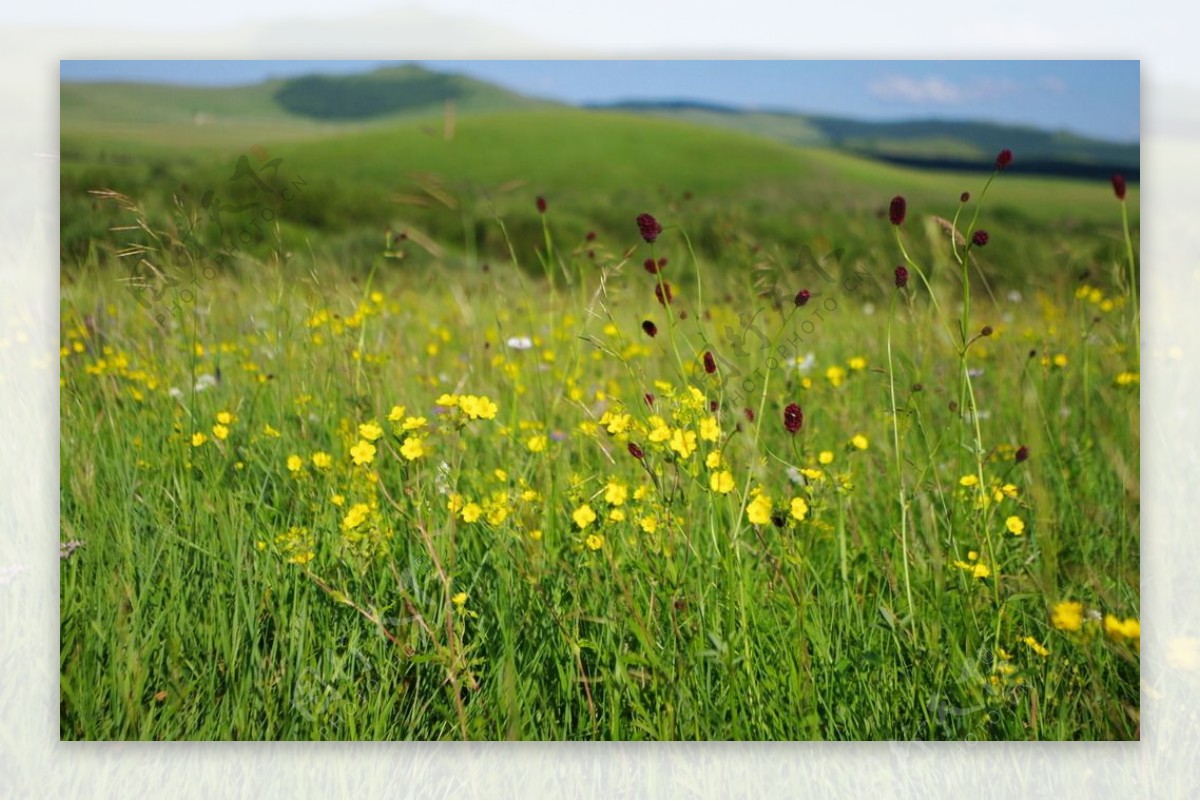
[506,336,533,350]
[194,373,217,391]
[787,352,816,373]
[168,387,183,399]
[786,466,804,485]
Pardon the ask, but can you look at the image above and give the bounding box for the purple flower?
[1112,174,1127,201]
[641,320,658,337]
[972,230,989,247]
[794,289,811,307]
[783,403,803,434]
[654,282,673,306]
[894,266,909,289]
[889,196,907,226]
[995,149,1013,170]
[636,213,663,243]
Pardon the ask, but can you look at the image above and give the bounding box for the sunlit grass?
[60,156,1139,741]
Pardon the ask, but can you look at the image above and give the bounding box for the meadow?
[59,100,1140,740]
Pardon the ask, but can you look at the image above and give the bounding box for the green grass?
[60,147,1140,738]
[61,108,1137,281]
[59,88,1139,739]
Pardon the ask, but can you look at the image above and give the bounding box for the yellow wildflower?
[400,437,425,461]
[605,482,628,506]
[585,533,604,551]
[790,497,809,521]
[387,405,407,422]
[350,440,376,466]
[648,416,671,443]
[1022,636,1050,657]
[669,428,697,459]
[1051,601,1085,632]
[286,454,303,472]
[699,416,720,442]
[311,451,333,470]
[747,494,773,525]
[1005,515,1026,535]
[216,411,233,425]
[191,432,208,448]
[211,424,229,441]
[459,394,498,420]
[341,503,370,530]
[851,434,868,450]
[572,504,597,529]
[818,450,834,465]
[526,434,548,453]
[1104,614,1141,641]
[710,470,735,494]
[461,503,483,523]
[358,421,383,441]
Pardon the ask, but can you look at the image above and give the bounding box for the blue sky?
[60,60,1140,142]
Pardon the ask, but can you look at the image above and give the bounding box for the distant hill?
[61,65,1138,179]
[60,63,557,132]
[595,101,1140,180]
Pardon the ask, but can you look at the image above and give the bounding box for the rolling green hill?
[60,68,1139,284]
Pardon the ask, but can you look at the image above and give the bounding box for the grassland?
[60,87,1140,740]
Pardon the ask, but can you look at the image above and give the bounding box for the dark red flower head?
[1112,173,1127,201]
[641,320,658,337]
[703,351,717,374]
[960,191,970,203]
[585,230,596,242]
[794,289,811,307]
[972,230,989,247]
[743,407,755,422]
[644,258,660,274]
[889,196,907,226]
[536,196,547,214]
[995,149,1013,170]
[628,442,645,460]
[783,402,803,434]
[654,281,673,306]
[894,265,909,289]
[1015,445,1030,463]
[644,392,655,406]
[636,213,663,243]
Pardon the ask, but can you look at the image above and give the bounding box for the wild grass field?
[59,87,1140,740]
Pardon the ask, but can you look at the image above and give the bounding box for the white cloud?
[869,74,1019,105]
